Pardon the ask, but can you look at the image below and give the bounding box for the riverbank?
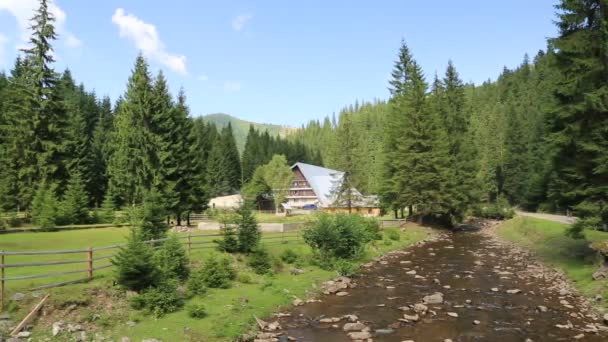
[1,225,433,341]
[489,216,607,305]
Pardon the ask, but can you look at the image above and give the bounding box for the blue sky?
[0,0,558,126]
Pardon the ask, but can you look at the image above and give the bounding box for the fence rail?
[0,230,301,309]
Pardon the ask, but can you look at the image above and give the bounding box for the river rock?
[142,339,163,342]
[491,288,499,292]
[342,314,358,322]
[10,293,25,301]
[413,303,428,314]
[343,322,366,332]
[374,328,394,335]
[336,291,349,296]
[423,292,444,304]
[292,298,304,306]
[52,322,65,336]
[347,331,371,340]
[537,305,548,313]
[447,312,458,318]
[406,270,417,275]
[319,317,341,323]
[16,331,31,338]
[402,313,420,322]
[573,334,585,340]
[506,289,521,294]
[120,338,131,342]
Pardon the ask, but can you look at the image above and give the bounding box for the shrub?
[187,303,207,319]
[303,213,379,266]
[155,234,189,280]
[136,190,169,241]
[112,229,160,292]
[198,254,237,288]
[236,273,253,284]
[383,238,393,246]
[280,249,299,264]
[334,259,358,277]
[8,212,21,227]
[385,229,401,241]
[186,270,208,296]
[215,214,239,253]
[0,216,6,231]
[236,205,261,253]
[130,280,184,317]
[247,248,273,275]
[473,196,515,220]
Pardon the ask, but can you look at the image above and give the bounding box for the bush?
[186,270,208,296]
[236,205,261,253]
[130,280,184,317]
[280,249,299,264]
[215,214,239,253]
[187,303,207,319]
[197,254,237,289]
[303,213,379,266]
[236,273,253,284]
[247,248,273,275]
[155,234,189,280]
[112,229,160,292]
[385,229,401,241]
[8,212,21,227]
[334,259,358,277]
[473,196,515,220]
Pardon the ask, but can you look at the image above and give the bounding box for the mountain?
[202,113,298,152]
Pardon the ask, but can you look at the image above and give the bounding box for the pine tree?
[139,189,169,241]
[60,172,90,224]
[155,234,189,280]
[237,204,261,253]
[108,54,156,206]
[549,0,608,232]
[221,123,242,190]
[206,137,232,197]
[241,125,261,183]
[99,189,116,223]
[32,181,58,230]
[112,229,160,291]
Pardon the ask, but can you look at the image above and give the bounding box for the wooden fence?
[0,231,301,310]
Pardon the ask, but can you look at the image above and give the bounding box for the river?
[269,231,606,341]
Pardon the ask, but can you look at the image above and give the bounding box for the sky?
[0,0,558,126]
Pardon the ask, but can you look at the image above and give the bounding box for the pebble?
[447,312,458,318]
[473,320,480,325]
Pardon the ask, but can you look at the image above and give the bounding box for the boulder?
[422,292,444,304]
[347,331,371,340]
[343,322,366,332]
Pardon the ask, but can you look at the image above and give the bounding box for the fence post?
[187,232,192,255]
[87,247,93,280]
[1,250,4,311]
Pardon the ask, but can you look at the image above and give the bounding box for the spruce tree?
[60,172,90,224]
[221,123,242,190]
[155,234,189,280]
[549,0,608,232]
[32,182,58,230]
[99,189,116,223]
[237,204,261,253]
[108,54,156,206]
[112,228,160,291]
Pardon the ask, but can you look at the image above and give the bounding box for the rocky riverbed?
[254,227,608,341]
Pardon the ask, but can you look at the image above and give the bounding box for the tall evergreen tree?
[549,0,608,232]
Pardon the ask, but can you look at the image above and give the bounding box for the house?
[208,194,242,209]
[286,162,380,216]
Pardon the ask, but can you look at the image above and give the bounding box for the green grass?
[253,212,315,223]
[497,216,608,301]
[1,224,432,341]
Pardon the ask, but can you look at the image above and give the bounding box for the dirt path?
[516,211,577,225]
[257,230,607,341]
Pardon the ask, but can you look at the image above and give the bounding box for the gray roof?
[291,162,344,207]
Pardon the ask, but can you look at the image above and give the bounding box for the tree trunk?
[393,209,398,219]
[186,212,191,226]
[408,205,413,217]
[176,213,181,226]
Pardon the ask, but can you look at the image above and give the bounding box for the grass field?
[0,223,433,341]
[497,216,608,301]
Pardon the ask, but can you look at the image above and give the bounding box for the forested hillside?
[203,113,297,152]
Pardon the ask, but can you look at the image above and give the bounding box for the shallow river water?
[274,231,607,341]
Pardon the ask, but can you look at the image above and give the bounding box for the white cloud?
[197,74,209,81]
[112,8,187,75]
[224,81,241,92]
[0,0,82,50]
[231,14,252,31]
